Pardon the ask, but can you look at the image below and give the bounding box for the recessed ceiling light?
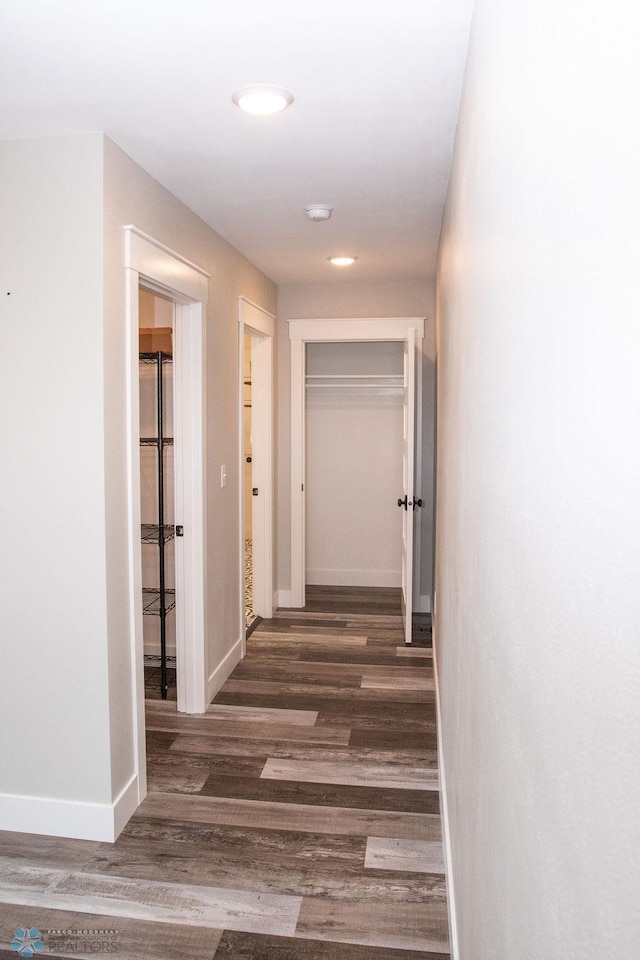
[232,85,294,115]
[328,256,357,266]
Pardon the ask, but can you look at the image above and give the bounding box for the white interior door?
[400,328,416,644]
[238,297,275,639]
[250,331,273,620]
[290,338,306,607]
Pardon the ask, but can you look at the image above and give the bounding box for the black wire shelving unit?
[140,350,174,699]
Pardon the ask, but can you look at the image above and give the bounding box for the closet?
[305,341,404,589]
[139,291,176,699]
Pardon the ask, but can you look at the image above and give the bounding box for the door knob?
[412,498,423,509]
[397,495,409,510]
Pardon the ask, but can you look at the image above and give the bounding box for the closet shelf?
[141,523,175,544]
[140,436,173,446]
[139,351,173,364]
[142,587,176,616]
[305,374,402,379]
[305,374,403,400]
[306,375,402,387]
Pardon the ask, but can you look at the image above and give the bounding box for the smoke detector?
[305,204,333,222]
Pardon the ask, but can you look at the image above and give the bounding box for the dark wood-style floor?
[0,587,448,958]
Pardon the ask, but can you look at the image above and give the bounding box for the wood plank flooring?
[0,586,448,958]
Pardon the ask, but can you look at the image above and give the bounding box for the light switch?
[220,465,227,488]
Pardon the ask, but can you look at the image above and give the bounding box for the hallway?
[0,589,446,958]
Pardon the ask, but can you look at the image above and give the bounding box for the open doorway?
[139,289,177,699]
[125,226,209,803]
[305,340,404,593]
[288,317,424,644]
[238,297,275,646]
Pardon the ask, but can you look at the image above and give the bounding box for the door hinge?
[252,487,259,496]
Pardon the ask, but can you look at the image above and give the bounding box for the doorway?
[305,340,404,589]
[238,297,275,646]
[138,289,177,699]
[125,226,209,802]
[288,317,424,644]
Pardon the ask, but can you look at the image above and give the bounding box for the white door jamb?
[287,317,425,611]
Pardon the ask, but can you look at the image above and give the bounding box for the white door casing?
[238,297,275,646]
[173,302,208,706]
[125,226,209,804]
[288,317,424,613]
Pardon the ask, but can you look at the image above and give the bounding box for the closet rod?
[305,374,402,380]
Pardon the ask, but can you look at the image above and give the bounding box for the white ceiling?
[0,0,473,285]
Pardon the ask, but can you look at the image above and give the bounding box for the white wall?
[435,2,640,957]
[0,132,276,840]
[0,135,112,821]
[277,280,434,607]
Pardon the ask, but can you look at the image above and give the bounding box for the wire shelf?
[139,351,173,364]
[140,436,173,446]
[139,349,174,698]
[142,587,176,616]
[141,523,175,544]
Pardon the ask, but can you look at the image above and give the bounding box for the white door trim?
[238,297,275,646]
[125,226,209,805]
[288,317,425,609]
[173,301,208,710]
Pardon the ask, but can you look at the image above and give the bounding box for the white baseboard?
[433,629,459,959]
[206,636,243,705]
[306,568,401,588]
[112,772,140,840]
[416,593,432,613]
[276,589,293,608]
[0,772,140,842]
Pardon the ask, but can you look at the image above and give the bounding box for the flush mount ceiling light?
[232,84,294,115]
[305,204,333,222]
[328,256,357,266]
